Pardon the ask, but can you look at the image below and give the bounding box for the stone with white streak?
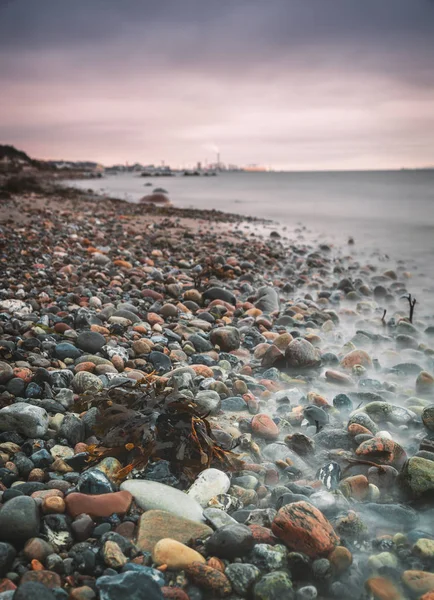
[187,468,231,507]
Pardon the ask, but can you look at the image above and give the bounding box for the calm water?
[67,170,434,269]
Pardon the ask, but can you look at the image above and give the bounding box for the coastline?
[0,175,434,599]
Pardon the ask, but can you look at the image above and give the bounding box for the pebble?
[96,570,164,600]
[253,571,294,600]
[136,510,212,552]
[152,538,206,569]
[272,502,339,558]
[187,469,231,507]
[121,480,204,521]
[225,563,261,595]
[185,562,232,597]
[65,491,132,518]
[205,523,255,559]
[0,496,40,545]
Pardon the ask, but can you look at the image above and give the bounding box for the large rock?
[255,286,280,313]
[285,339,321,369]
[0,496,40,545]
[402,457,434,497]
[271,501,339,558]
[121,480,204,521]
[136,510,212,552]
[210,327,240,352]
[340,349,372,370]
[0,403,49,437]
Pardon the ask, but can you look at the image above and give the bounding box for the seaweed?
[80,377,244,487]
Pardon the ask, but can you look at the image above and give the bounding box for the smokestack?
[217,152,220,169]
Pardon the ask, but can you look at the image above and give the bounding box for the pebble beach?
[1,183,434,600]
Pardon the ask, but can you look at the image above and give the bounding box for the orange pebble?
[31,559,44,571]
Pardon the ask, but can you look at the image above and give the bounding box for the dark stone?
[205,523,255,559]
[25,382,43,399]
[76,470,113,495]
[2,489,24,502]
[148,351,172,375]
[221,397,248,411]
[60,414,86,446]
[13,581,57,600]
[0,496,40,545]
[203,287,236,306]
[96,570,164,600]
[255,286,280,313]
[50,370,74,389]
[188,334,213,353]
[6,377,26,396]
[76,330,106,354]
[30,449,54,469]
[0,542,16,576]
[53,343,81,361]
[13,482,47,495]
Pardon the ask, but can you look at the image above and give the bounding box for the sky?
[0,0,434,170]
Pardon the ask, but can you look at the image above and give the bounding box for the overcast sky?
[1,0,433,169]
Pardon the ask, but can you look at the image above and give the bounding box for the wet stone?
[225,563,261,596]
[253,571,294,600]
[205,523,255,559]
[0,496,40,545]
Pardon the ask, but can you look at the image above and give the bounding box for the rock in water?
[401,457,434,497]
[271,501,339,558]
[285,339,321,369]
[187,468,231,507]
[0,496,40,545]
[121,480,204,521]
[317,462,341,490]
[255,286,280,313]
[0,403,49,438]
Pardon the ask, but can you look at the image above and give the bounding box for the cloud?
[0,0,433,168]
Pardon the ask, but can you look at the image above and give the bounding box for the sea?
[66,169,434,298]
